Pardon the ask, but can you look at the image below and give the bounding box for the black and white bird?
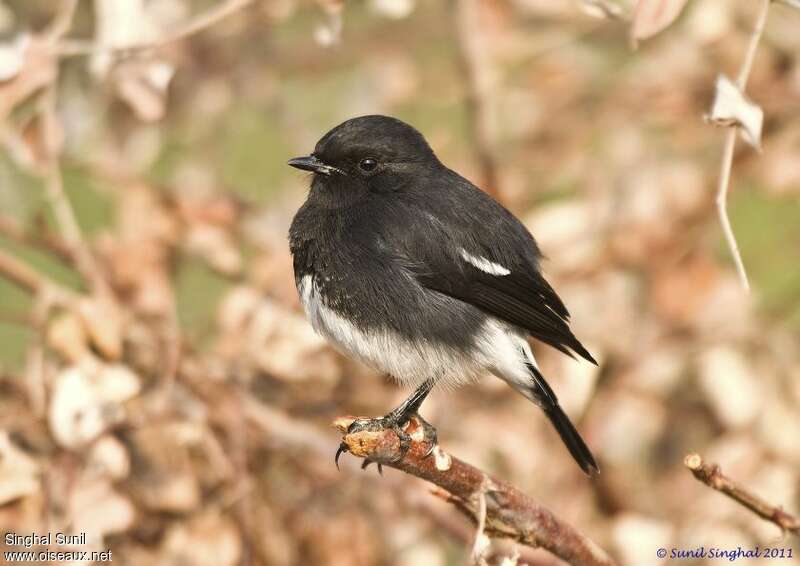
[288,115,599,475]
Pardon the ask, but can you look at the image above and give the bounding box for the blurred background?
[0,1,799,564]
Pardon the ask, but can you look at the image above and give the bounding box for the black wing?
[412,255,596,364]
[385,169,596,364]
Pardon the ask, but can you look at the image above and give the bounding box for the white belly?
[298,274,536,390]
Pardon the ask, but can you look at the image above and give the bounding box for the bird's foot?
[348,414,413,462]
[334,411,438,472]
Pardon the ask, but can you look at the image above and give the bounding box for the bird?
[288,115,599,475]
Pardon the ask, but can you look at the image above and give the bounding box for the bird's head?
[288,115,438,206]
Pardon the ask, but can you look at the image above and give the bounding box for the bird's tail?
[523,361,599,476]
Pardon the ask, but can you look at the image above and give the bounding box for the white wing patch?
[459,249,510,276]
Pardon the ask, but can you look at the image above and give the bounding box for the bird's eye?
[358,158,378,172]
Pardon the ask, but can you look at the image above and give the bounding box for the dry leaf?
[217,291,342,383]
[90,0,158,76]
[0,33,61,170]
[0,34,29,81]
[598,394,667,463]
[91,0,175,121]
[47,311,90,364]
[216,285,260,331]
[686,0,733,43]
[612,513,674,566]
[0,431,40,505]
[525,200,598,272]
[185,224,242,275]
[113,60,175,122]
[78,296,125,360]
[498,550,520,566]
[13,112,53,171]
[314,13,343,47]
[251,505,297,565]
[140,473,201,512]
[581,0,625,19]
[651,254,721,325]
[0,35,56,121]
[104,182,178,316]
[631,0,690,45]
[129,424,202,513]
[370,0,416,20]
[69,478,135,539]
[707,74,763,149]
[88,435,130,480]
[314,0,344,46]
[161,513,242,566]
[49,361,141,448]
[698,347,763,428]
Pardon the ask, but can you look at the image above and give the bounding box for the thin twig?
[335,416,616,566]
[684,453,800,537]
[715,0,771,292]
[735,2,771,88]
[231,384,253,566]
[472,478,490,565]
[454,0,501,198]
[39,86,109,297]
[25,294,56,417]
[0,213,74,264]
[408,491,554,566]
[56,0,255,58]
[0,311,36,327]
[0,248,76,304]
[37,3,111,297]
[43,0,79,42]
[0,249,49,295]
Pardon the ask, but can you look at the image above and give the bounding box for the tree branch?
[56,0,255,58]
[335,416,616,566]
[714,0,771,293]
[684,453,800,537]
[178,370,563,565]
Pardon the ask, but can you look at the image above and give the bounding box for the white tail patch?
[459,249,510,276]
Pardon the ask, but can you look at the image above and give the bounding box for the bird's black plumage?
[289,115,598,475]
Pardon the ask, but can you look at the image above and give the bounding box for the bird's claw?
[337,412,439,471]
[389,422,412,461]
[334,442,348,470]
[360,459,383,475]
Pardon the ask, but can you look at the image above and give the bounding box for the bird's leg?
[351,378,435,456]
[383,378,435,431]
[338,379,436,469]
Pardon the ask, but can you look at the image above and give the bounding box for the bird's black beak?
[287,155,344,176]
